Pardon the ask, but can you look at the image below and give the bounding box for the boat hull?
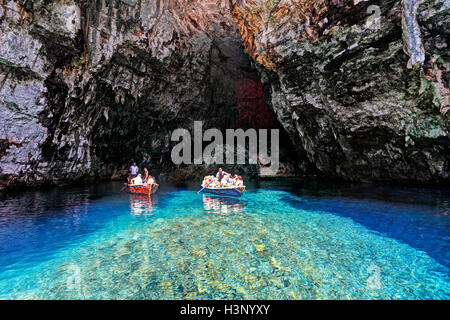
[126,183,159,196]
[203,187,244,198]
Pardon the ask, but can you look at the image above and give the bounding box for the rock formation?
[0,0,449,189]
[231,0,449,185]
[0,0,284,189]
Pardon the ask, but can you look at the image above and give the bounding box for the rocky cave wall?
[0,0,301,189]
[0,0,449,189]
[231,0,449,185]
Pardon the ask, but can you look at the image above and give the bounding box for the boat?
[125,183,159,196]
[201,186,246,198]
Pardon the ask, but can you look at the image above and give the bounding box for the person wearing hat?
[131,174,143,185]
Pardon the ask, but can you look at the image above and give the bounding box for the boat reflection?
[202,195,246,215]
[129,194,158,216]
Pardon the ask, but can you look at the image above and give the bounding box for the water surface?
[0,181,448,299]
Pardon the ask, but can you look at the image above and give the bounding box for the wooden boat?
[125,183,159,196]
[201,186,246,198]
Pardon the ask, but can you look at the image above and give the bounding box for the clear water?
[0,181,449,299]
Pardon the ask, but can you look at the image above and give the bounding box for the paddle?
[197,179,214,194]
[120,183,128,192]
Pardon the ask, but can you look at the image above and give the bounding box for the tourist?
[147,175,155,184]
[130,162,139,179]
[211,177,220,188]
[202,173,243,188]
[220,173,228,186]
[227,174,234,186]
[201,173,243,188]
[131,174,143,185]
[143,168,149,182]
[222,173,233,187]
[202,176,214,187]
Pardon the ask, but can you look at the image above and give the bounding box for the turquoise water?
[0,182,449,299]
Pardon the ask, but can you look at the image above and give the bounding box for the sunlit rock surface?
[0,0,84,188]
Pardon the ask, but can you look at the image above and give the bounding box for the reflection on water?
[129,195,158,216]
[202,195,246,215]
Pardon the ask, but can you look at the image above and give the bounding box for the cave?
[0,0,448,189]
[1,0,449,301]
[27,0,307,184]
[86,38,303,181]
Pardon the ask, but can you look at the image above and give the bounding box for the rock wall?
[0,0,449,189]
[1,0,287,189]
[232,0,449,185]
[0,0,84,188]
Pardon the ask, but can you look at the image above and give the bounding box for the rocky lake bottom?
[0,181,448,299]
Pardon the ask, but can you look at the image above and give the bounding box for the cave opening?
[88,52,300,181]
[75,0,301,182]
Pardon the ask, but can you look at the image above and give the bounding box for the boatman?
[130,162,139,179]
[216,168,227,183]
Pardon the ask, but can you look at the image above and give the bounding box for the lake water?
[0,181,449,299]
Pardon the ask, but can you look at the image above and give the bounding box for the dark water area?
[259,181,450,269]
[0,180,448,299]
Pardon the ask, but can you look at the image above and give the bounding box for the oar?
[197,179,214,194]
[120,182,129,192]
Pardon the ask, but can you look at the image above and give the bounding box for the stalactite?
[401,0,425,69]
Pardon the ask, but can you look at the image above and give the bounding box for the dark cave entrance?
[88,40,300,181]
[233,74,302,176]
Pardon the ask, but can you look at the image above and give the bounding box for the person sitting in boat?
[235,176,244,187]
[147,175,155,185]
[210,177,220,188]
[219,174,228,187]
[221,173,233,187]
[227,174,236,186]
[131,174,143,185]
[202,176,214,187]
